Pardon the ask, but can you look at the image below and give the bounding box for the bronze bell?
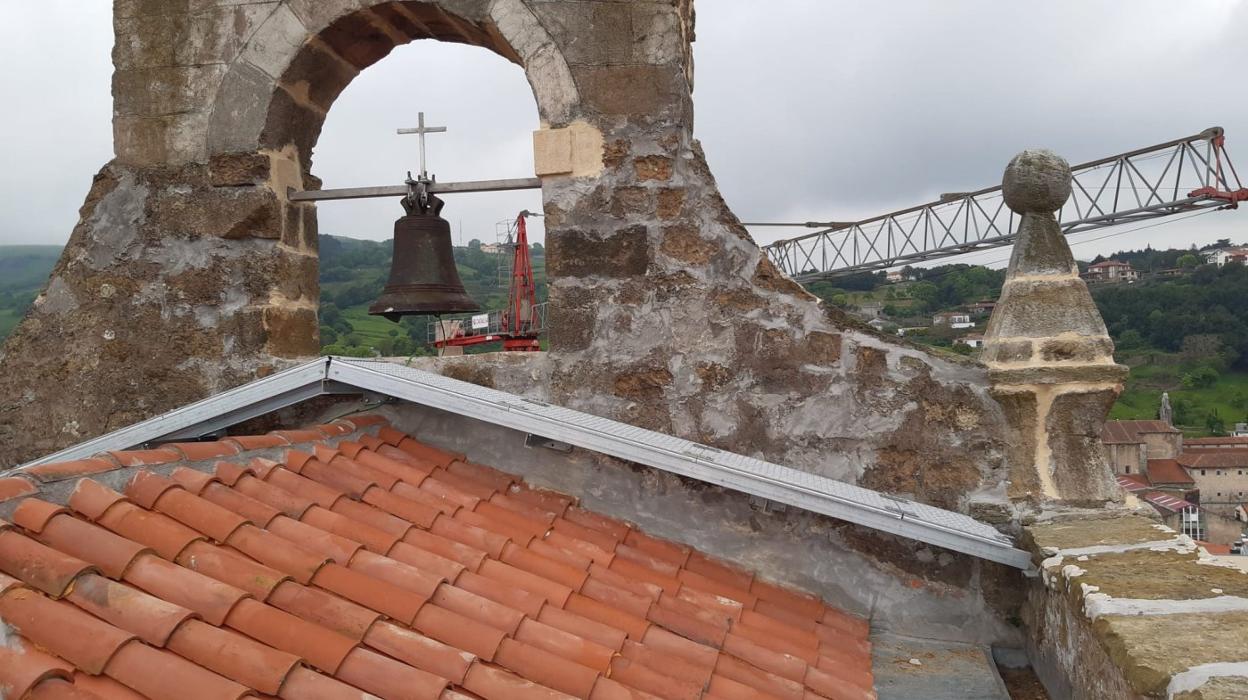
[369,192,480,322]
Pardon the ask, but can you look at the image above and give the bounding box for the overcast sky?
[2,1,1246,266]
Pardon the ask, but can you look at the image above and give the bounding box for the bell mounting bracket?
[402,172,444,217]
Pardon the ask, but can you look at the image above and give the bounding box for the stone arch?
[205,0,579,171]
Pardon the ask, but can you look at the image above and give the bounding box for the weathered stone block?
[262,305,319,358]
[546,227,650,279]
[990,278,1109,339]
[573,64,682,117]
[317,9,400,71]
[280,42,359,112]
[209,152,271,187]
[656,188,685,219]
[1046,388,1122,504]
[240,4,309,80]
[659,224,716,265]
[633,155,673,182]
[207,61,275,156]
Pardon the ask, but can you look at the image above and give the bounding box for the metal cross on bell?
[368,113,480,322]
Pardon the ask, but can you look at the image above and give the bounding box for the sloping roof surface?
[1185,436,1248,448]
[1116,474,1149,493]
[1145,459,1196,485]
[0,417,875,700]
[1101,420,1180,444]
[1142,491,1197,514]
[1177,450,1248,469]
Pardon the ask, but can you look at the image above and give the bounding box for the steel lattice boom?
[761,127,1248,283]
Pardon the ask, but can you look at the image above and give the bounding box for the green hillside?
[0,245,60,338]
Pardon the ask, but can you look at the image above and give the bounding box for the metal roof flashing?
[12,356,1034,571]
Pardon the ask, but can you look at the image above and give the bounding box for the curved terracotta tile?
[199,482,283,528]
[412,603,505,661]
[336,440,368,460]
[230,475,317,519]
[461,661,576,700]
[804,663,874,700]
[544,531,615,568]
[301,507,399,554]
[267,580,381,640]
[579,577,653,620]
[675,570,756,608]
[390,481,458,517]
[607,559,681,597]
[421,477,484,510]
[494,638,600,698]
[430,514,508,559]
[528,539,594,571]
[377,428,410,447]
[477,559,572,607]
[588,677,665,700]
[336,646,450,700]
[562,508,632,544]
[149,485,250,543]
[0,530,97,597]
[551,519,621,555]
[340,413,389,430]
[475,502,552,540]
[750,579,826,621]
[706,673,782,700]
[223,435,289,451]
[612,545,681,578]
[69,671,149,700]
[266,516,362,565]
[454,510,533,547]
[364,488,440,530]
[429,471,498,502]
[13,498,69,533]
[247,458,281,479]
[588,564,662,602]
[607,656,701,700]
[272,429,326,445]
[26,677,103,700]
[515,618,615,672]
[393,436,463,468]
[445,461,517,492]
[432,582,525,635]
[619,640,713,688]
[676,584,745,626]
[813,626,871,660]
[819,608,871,639]
[166,618,301,695]
[455,570,546,618]
[326,454,400,490]
[363,621,475,685]
[722,633,807,684]
[377,445,440,472]
[0,571,23,596]
[0,635,72,700]
[502,483,575,517]
[170,442,241,462]
[176,540,290,600]
[0,588,136,674]
[564,593,650,642]
[26,459,119,484]
[122,555,249,625]
[729,623,817,666]
[66,573,196,646]
[224,598,358,674]
[104,638,250,700]
[301,460,378,500]
[330,499,411,537]
[501,543,588,592]
[266,468,345,510]
[277,664,383,700]
[225,525,328,584]
[314,422,353,438]
[0,476,38,504]
[106,449,181,468]
[348,549,445,598]
[737,611,820,652]
[312,562,427,624]
[96,501,205,561]
[647,601,727,649]
[537,603,628,652]
[639,626,719,670]
[713,656,803,700]
[354,449,434,486]
[168,467,217,495]
[212,462,253,487]
[488,494,560,528]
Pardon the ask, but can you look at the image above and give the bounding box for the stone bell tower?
[982,150,1128,506]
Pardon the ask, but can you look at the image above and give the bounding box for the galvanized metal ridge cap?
[331,359,1017,549]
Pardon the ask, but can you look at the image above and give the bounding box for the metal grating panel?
[330,359,1032,570]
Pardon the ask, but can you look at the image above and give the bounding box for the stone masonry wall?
[0,1,1029,637]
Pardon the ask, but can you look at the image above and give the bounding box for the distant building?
[969,300,996,316]
[932,312,974,329]
[896,326,929,337]
[1083,259,1138,283]
[1101,420,1183,475]
[867,318,891,332]
[479,242,505,254]
[955,333,985,349]
[1205,247,1248,267]
[856,303,884,319]
[886,270,904,283]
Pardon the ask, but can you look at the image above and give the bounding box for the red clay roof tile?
[69,671,151,700]
[169,442,241,462]
[0,476,39,503]
[65,573,195,646]
[164,619,300,695]
[0,588,136,674]
[315,421,354,437]
[223,597,357,674]
[105,449,181,468]
[25,458,119,483]
[26,677,97,700]
[8,426,873,700]
[271,429,326,445]
[0,636,73,700]
[223,435,288,451]
[0,530,98,597]
[104,638,251,700]
[339,414,390,430]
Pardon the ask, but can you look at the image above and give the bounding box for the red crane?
[431,211,543,352]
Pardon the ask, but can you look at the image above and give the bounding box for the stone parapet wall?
[1024,513,1248,698]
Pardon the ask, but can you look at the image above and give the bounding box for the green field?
[340,305,407,345]
[1111,360,1248,435]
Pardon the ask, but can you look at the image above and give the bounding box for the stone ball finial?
[1002,149,1072,214]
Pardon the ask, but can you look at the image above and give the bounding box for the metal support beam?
[760,127,1247,281]
[289,177,543,203]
